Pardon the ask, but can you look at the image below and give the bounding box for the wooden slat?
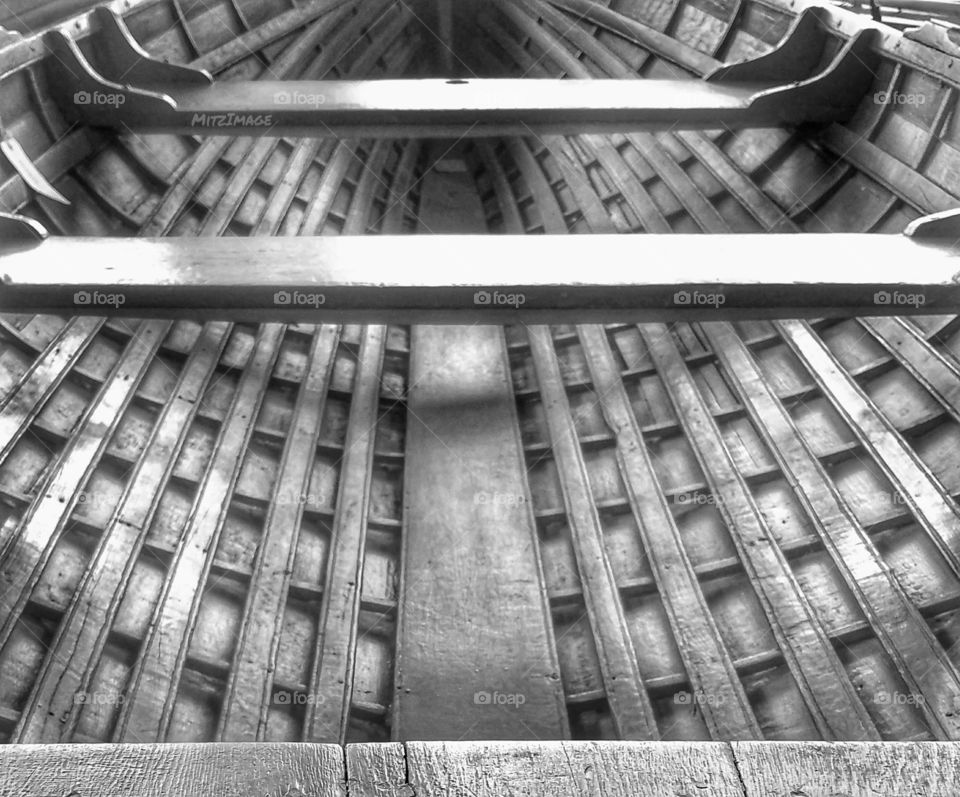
[502,6,729,234]
[704,319,960,739]
[639,322,880,740]
[862,315,960,419]
[577,323,760,739]
[14,321,233,743]
[0,743,345,796]
[0,316,103,459]
[115,323,285,742]
[528,325,657,739]
[304,324,385,743]
[0,320,170,660]
[217,325,340,741]
[777,319,960,578]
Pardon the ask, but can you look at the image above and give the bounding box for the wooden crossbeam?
[37,6,880,138]
[1,229,959,322]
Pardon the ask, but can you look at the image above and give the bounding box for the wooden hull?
[2,0,960,746]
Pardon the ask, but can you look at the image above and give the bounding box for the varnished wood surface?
[3,741,960,795]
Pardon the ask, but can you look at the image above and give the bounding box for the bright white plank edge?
[2,742,960,795]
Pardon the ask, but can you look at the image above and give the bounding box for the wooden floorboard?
[4,741,960,796]
[393,153,568,741]
[0,742,346,797]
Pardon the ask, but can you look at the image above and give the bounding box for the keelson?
[3,0,960,780]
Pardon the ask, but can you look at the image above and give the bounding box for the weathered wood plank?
[395,322,570,740]
[705,319,960,739]
[218,325,340,741]
[0,316,103,459]
[777,319,960,579]
[640,322,880,740]
[15,321,233,743]
[0,320,170,661]
[404,741,748,796]
[304,324,384,743]
[528,326,657,739]
[0,743,345,796]
[578,323,760,739]
[347,742,410,797]
[732,741,960,796]
[115,323,285,742]
[393,152,568,741]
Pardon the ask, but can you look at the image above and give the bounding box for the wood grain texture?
[732,741,960,796]
[347,742,413,797]
[3,741,960,795]
[393,156,568,741]
[404,741,748,796]
[0,742,346,796]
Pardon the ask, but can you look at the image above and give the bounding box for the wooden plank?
[862,315,960,420]
[640,323,880,740]
[0,320,170,661]
[404,741,748,796]
[395,323,569,740]
[347,742,409,797]
[4,232,960,323]
[528,326,657,739]
[732,741,960,796]
[304,131,418,743]
[115,323,285,742]
[822,124,960,213]
[704,320,960,739]
[47,75,859,137]
[15,321,233,743]
[217,325,340,741]
[393,151,568,741]
[304,324,385,743]
[577,323,760,739]
[0,743,345,796]
[0,316,103,459]
[777,319,960,579]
